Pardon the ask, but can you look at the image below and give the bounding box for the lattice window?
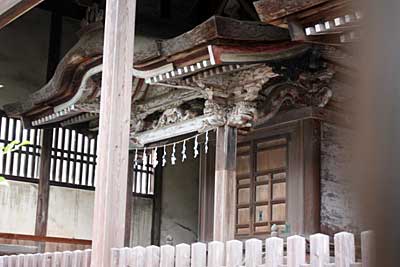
[0,116,42,179]
[0,115,154,196]
[132,157,155,196]
[50,128,97,187]
[236,137,288,238]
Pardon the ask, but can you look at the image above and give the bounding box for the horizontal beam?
[131,115,215,146]
[0,232,91,245]
[0,0,44,30]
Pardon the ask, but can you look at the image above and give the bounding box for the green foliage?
[0,140,32,187]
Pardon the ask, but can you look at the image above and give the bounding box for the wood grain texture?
[0,0,43,30]
[35,129,53,238]
[253,0,330,23]
[90,0,137,266]
[135,16,289,66]
[213,126,237,242]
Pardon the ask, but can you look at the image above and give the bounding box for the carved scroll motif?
[259,69,334,120]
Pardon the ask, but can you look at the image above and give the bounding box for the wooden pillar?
[35,128,53,237]
[151,150,163,245]
[91,0,137,266]
[303,119,321,234]
[124,151,135,247]
[213,125,237,241]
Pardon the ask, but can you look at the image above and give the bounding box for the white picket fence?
[0,231,374,267]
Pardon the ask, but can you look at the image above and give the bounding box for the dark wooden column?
[91,0,137,265]
[124,151,135,247]
[151,150,163,245]
[35,128,53,237]
[213,125,237,241]
[303,119,321,234]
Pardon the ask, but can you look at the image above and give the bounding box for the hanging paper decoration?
[134,149,138,168]
[133,129,215,168]
[194,135,199,158]
[152,148,159,168]
[205,131,209,154]
[162,145,167,167]
[171,143,177,165]
[181,140,187,162]
[143,148,148,166]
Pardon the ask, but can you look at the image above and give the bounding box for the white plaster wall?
[0,180,37,234]
[47,186,94,240]
[0,180,153,245]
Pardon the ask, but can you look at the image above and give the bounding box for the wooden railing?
[0,231,374,267]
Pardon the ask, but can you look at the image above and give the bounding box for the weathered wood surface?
[254,0,330,23]
[148,16,289,65]
[35,129,53,238]
[213,125,237,242]
[90,0,137,266]
[0,0,44,30]
[3,16,291,128]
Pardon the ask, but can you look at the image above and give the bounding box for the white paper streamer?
[134,149,138,168]
[162,145,167,167]
[205,131,209,154]
[152,148,159,168]
[171,143,177,165]
[194,135,199,158]
[182,140,187,162]
[143,148,148,166]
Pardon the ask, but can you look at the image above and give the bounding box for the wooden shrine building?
[0,0,362,265]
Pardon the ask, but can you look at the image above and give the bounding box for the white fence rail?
[0,231,374,267]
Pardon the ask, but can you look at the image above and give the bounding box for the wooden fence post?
[245,239,262,267]
[61,251,72,267]
[208,241,225,267]
[145,245,160,267]
[287,235,306,267]
[82,249,91,267]
[176,244,190,267]
[132,246,145,267]
[161,245,175,267]
[310,233,330,267]
[226,240,243,267]
[51,251,62,267]
[191,242,206,267]
[334,232,355,267]
[266,237,284,267]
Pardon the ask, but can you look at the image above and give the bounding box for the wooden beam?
[213,125,237,241]
[91,0,137,266]
[0,0,44,30]
[34,128,53,237]
[253,0,329,23]
[0,232,91,245]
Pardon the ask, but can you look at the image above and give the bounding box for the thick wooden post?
[213,125,237,241]
[151,150,163,245]
[35,128,53,237]
[124,152,135,247]
[91,0,137,266]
